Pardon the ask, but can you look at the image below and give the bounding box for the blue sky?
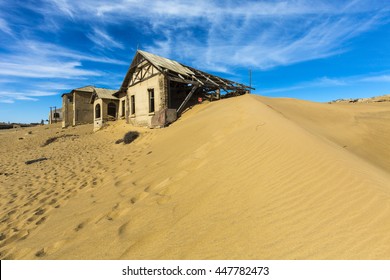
[1,0,390,123]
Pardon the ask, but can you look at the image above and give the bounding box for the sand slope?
[257,96,390,172]
[1,94,390,259]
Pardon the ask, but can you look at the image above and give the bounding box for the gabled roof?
[61,85,95,97]
[74,85,95,92]
[138,50,194,76]
[61,86,118,100]
[120,50,254,93]
[94,88,118,100]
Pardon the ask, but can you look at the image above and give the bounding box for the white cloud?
[55,0,389,71]
[361,75,390,82]
[12,0,389,72]
[15,40,126,65]
[0,98,14,104]
[0,39,128,80]
[262,72,390,94]
[0,38,124,102]
[51,0,75,18]
[0,88,61,104]
[87,28,124,50]
[0,17,12,35]
[0,61,101,78]
[14,96,39,101]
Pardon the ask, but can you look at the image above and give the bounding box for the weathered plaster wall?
[118,97,127,120]
[73,91,93,126]
[93,99,119,131]
[62,94,73,128]
[127,73,166,127]
[93,99,103,131]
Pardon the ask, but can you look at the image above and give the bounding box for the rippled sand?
[1,94,390,259]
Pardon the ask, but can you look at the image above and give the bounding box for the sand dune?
[1,94,390,259]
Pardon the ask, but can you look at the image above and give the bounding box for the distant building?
[61,86,117,128]
[48,107,62,124]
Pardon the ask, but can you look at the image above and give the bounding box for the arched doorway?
[95,103,101,118]
[108,102,116,118]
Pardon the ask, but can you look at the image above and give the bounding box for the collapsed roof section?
[120,50,254,94]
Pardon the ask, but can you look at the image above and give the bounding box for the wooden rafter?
[121,50,255,94]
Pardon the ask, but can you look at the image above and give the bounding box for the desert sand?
[1,94,390,259]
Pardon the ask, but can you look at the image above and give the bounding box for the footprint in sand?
[74,222,85,232]
[35,248,46,258]
[34,207,45,216]
[129,191,149,204]
[35,217,46,225]
[118,221,130,236]
[48,198,57,205]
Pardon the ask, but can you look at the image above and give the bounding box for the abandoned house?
[61,50,253,130]
[112,50,253,129]
[61,86,117,128]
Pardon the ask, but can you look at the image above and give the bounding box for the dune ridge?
[1,94,390,259]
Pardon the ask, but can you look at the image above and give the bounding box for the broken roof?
[120,50,254,93]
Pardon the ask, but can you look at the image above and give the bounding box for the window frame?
[130,95,135,116]
[148,88,155,114]
[121,100,125,117]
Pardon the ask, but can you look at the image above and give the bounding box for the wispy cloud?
[11,40,126,65]
[0,87,65,104]
[360,75,390,82]
[0,17,12,35]
[50,0,75,18]
[262,72,390,94]
[31,0,390,72]
[87,28,124,50]
[0,37,125,102]
[1,0,389,106]
[0,61,101,79]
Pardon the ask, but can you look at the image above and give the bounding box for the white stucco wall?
[127,73,166,127]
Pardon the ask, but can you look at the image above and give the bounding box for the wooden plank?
[168,76,200,85]
[196,71,219,86]
[128,72,161,87]
[191,75,204,85]
[177,85,199,115]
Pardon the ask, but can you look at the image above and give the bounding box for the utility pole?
[49,107,52,124]
[249,69,252,94]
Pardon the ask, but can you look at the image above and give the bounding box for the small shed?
[90,88,119,130]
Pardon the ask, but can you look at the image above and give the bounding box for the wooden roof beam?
[195,71,219,87]
[168,75,200,86]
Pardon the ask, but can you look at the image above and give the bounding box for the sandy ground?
[1,94,390,259]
